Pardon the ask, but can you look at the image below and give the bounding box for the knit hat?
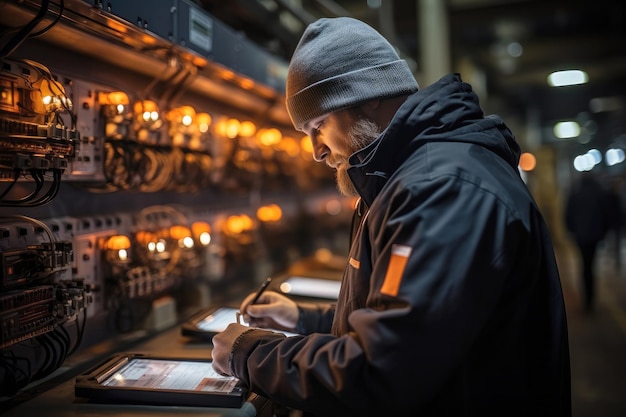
[286,17,419,131]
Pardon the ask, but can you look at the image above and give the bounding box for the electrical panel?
[0,0,351,400]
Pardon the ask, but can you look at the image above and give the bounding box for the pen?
[236,276,272,324]
[250,276,272,305]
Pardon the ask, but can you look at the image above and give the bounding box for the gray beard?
[336,117,381,197]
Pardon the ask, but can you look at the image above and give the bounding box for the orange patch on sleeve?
[349,257,360,269]
[380,245,412,296]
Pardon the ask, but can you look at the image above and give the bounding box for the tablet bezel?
[74,353,247,408]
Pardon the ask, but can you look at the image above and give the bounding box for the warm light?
[198,232,211,245]
[225,119,241,139]
[106,234,131,250]
[553,121,581,139]
[135,100,159,122]
[314,248,333,262]
[135,231,158,245]
[192,222,212,246]
[118,249,129,261]
[300,136,313,154]
[239,121,257,137]
[518,152,536,171]
[182,114,193,126]
[169,225,191,240]
[325,199,342,216]
[256,204,283,222]
[216,118,243,138]
[155,240,167,253]
[192,221,211,236]
[180,236,195,249]
[258,128,282,147]
[220,69,236,81]
[225,215,254,234]
[196,113,212,133]
[278,136,301,157]
[168,105,196,125]
[99,91,129,105]
[39,79,65,97]
[239,78,255,90]
[547,70,588,87]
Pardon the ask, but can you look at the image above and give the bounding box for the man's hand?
[211,323,250,375]
[240,290,299,331]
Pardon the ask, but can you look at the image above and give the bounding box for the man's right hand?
[240,290,299,331]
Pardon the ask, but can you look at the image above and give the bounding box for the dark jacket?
[229,73,571,416]
[565,175,614,244]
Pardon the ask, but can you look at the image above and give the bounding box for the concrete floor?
[556,238,626,417]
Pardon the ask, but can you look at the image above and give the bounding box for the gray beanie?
[286,17,419,131]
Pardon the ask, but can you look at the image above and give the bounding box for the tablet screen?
[100,357,239,393]
[196,307,239,332]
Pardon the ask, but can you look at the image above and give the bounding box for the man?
[565,173,617,313]
[212,17,571,416]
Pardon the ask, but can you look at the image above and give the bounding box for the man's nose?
[310,135,329,162]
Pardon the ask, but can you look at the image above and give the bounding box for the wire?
[0,215,56,246]
[29,0,65,38]
[0,0,50,59]
[0,169,21,199]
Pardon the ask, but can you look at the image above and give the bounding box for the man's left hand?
[211,323,250,375]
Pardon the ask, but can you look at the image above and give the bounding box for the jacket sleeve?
[295,303,336,334]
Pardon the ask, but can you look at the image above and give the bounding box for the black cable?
[0,0,50,58]
[47,331,66,371]
[0,169,21,199]
[76,308,88,353]
[67,309,87,356]
[29,0,65,38]
[32,334,54,380]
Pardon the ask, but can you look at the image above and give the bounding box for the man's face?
[303,108,381,196]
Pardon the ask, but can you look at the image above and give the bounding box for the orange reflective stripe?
[380,245,412,296]
[349,257,360,269]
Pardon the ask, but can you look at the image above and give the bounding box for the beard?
[336,117,381,197]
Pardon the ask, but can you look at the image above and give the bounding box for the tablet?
[75,353,247,408]
[181,306,299,339]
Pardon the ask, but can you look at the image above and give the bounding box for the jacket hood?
[348,73,521,204]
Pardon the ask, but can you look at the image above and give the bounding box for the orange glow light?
[192,221,211,236]
[239,78,255,90]
[239,121,257,137]
[169,225,192,240]
[258,128,282,147]
[225,215,254,234]
[135,231,158,245]
[196,113,212,133]
[256,204,283,222]
[98,91,129,106]
[300,136,313,154]
[519,152,537,171]
[106,234,131,250]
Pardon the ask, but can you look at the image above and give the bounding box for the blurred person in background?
[566,173,622,313]
[212,17,571,416]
